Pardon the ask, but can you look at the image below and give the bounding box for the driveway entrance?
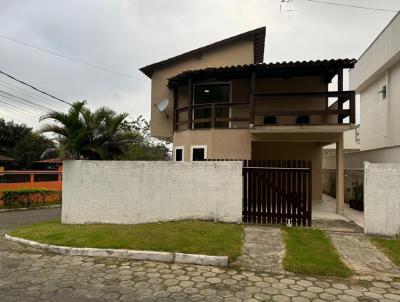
[243,160,312,226]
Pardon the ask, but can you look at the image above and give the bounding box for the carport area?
[251,125,354,221]
[313,194,364,228]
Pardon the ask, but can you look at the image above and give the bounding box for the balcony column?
[249,72,256,126]
[188,78,192,130]
[173,87,178,131]
[337,69,344,123]
[336,133,344,214]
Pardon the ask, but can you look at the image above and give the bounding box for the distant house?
[0,154,14,171]
[33,158,63,171]
[140,27,357,214]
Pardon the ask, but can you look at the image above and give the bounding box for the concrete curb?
[4,234,228,267]
[0,205,61,213]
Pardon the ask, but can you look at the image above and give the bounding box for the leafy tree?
[39,101,89,159]
[0,118,55,168]
[10,133,55,168]
[40,101,168,160]
[120,116,170,161]
[0,118,31,156]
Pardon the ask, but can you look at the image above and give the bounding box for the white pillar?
[336,133,344,214]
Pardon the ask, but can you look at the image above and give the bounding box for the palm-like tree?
[40,101,135,160]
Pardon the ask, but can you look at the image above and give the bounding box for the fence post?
[211,104,216,128]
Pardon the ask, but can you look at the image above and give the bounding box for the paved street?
[1,209,400,301]
[0,207,61,235]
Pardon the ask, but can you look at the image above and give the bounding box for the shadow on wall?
[322,169,364,211]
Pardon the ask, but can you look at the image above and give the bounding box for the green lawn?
[371,237,400,267]
[282,227,352,277]
[10,220,243,260]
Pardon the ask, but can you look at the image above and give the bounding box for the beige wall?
[150,39,254,139]
[252,142,323,201]
[173,129,252,161]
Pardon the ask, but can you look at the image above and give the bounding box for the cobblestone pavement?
[235,226,285,274]
[329,232,400,278]
[2,246,400,301]
[1,210,400,301]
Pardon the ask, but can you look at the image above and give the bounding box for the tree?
[120,116,170,161]
[40,101,163,160]
[0,118,31,156]
[40,101,169,161]
[0,118,56,168]
[10,133,55,168]
[39,101,89,159]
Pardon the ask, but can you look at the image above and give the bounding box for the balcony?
[174,90,355,132]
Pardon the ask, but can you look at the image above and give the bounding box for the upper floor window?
[193,83,231,129]
[193,83,230,105]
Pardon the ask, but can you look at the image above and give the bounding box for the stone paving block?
[328,232,400,277]
[234,226,285,273]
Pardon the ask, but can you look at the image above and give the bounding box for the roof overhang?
[168,59,356,88]
[139,27,266,78]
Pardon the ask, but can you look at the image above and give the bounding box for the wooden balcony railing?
[174,102,250,131]
[174,90,355,131]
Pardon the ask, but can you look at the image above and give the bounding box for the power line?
[302,0,399,12]
[0,33,150,83]
[0,90,51,114]
[0,95,42,116]
[0,79,68,111]
[0,70,71,105]
[0,84,63,111]
[0,97,40,119]
[0,107,38,123]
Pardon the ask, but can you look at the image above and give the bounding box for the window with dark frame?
[192,148,205,161]
[175,148,183,161]
[193,83,230,129]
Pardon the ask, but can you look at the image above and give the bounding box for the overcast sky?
[0,0,399,129]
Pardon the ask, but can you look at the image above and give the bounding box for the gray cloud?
[0,0,398,129]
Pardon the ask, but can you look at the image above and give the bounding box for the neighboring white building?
[324,128,360,152]
[350,12,400,151]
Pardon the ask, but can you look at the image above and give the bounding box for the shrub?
[349,182,363,211]
[1,189,61,208]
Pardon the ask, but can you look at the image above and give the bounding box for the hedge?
[1,189,61,208]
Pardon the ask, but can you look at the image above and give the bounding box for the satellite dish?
[154,98,169,118]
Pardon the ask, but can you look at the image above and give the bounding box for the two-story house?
[140,27,356,215]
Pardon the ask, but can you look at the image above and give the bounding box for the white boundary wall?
[323,145,400,170]
[364,162,400,236]
[62,160,242,224]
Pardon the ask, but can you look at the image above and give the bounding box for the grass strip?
[371,237,400,267]
[283,227,352,277]
[10,220,243,261]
